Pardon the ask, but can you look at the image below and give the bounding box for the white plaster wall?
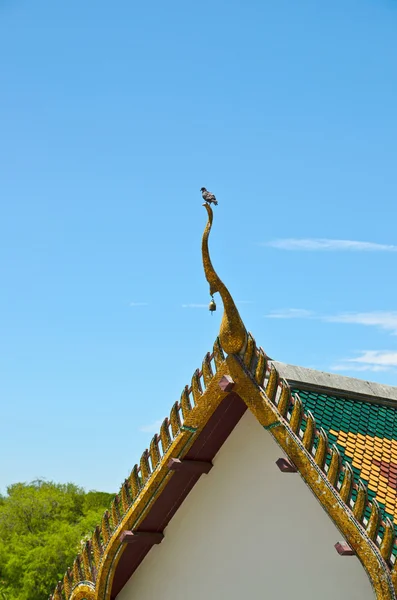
[117,410,375,600]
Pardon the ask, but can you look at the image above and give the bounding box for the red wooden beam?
[276,457,297,473]
[168,458,213,474]
[120,531,164,545]
[334,542,355,556]
[111,394,247,598]
[218,375,235,392]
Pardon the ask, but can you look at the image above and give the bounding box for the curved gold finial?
[201,203,247,355]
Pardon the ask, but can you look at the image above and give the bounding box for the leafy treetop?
[0,479,113,600]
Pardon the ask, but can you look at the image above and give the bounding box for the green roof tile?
[292,387,397,531]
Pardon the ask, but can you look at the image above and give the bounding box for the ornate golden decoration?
[201,203,247,355]
[69,583,96,600]
[49,194,397,600]
[227,339,397,600]
[50,339,232,600]
[50,332,397,600]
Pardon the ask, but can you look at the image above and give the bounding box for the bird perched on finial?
[201,187,218,205]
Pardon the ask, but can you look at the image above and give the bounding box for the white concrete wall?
[117,410,375,600]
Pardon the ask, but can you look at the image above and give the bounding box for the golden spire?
[201,203,247,355]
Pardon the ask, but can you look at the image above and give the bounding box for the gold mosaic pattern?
[52,336,397,600]
[49,206,397,600]
[201,203,247,355]
[51,339,231,600]
[227,344,397,599]
[69,584,95,600]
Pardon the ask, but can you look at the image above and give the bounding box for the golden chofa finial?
[201,202,247,355]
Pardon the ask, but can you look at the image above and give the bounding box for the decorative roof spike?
[53,582,63,600]
[201,203,247,355]
[391,556,397,591]
[255,347,267,384]
[82,541,93,582]
[149,435,161,470]
[159,418,172,452]
[327,445,341,488]
[101,510,111,546]
[63,568,73,598]
[314,428,328,470]
[72,555,84,584]
[302,411,316,452]
[202,352,213,388]
[380,518,395,561]
[169,401,182,436]
[180,386,192,420]
[111,496,121,528]
[129,465,141,499]
[191,369,203,404]
[140,450,151,482]
[339,463,354,504]
[277,382,290,417]
[120,482,128,513]
[265,365,279,404]
[212,337,225,370]
[243,333,255,370]
[92,525,103,566]
[289,395,303,434]
[366,499,381,541]
[353,481,367,523]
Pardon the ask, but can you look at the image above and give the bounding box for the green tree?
[0,480,113,600]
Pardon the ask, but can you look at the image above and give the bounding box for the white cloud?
[263,238,397,252]
[130,302,148,307]
[181,303,208,308]
[266,308,314,319]
[140,419,163,434]
[325,312,397,335]
[332,350,397,373]
[349,350,397,367]
[265,309,397,335]
[265,309,397,371]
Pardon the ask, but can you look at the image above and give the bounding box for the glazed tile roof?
[271,362,397,529]
[50,337,397,600]
[49,204,397,600]
[292,388,397,531]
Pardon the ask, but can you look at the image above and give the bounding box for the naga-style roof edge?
[51,335,397,600]
[50,206,397,600]
[231,338,397,600]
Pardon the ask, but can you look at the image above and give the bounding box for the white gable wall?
[117,410,375,600]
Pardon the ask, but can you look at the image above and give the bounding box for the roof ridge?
[240,336,397,583]
[50,203,252,600]
[51,334,397,600]
[48,202,397,599]
[271,361,397,406]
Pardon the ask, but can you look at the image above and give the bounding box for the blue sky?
[1,0,397,494]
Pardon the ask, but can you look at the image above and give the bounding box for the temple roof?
[274,363,397,511]
[50,205,397,600]
[274,361,397,404]
[274,362,397,530]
